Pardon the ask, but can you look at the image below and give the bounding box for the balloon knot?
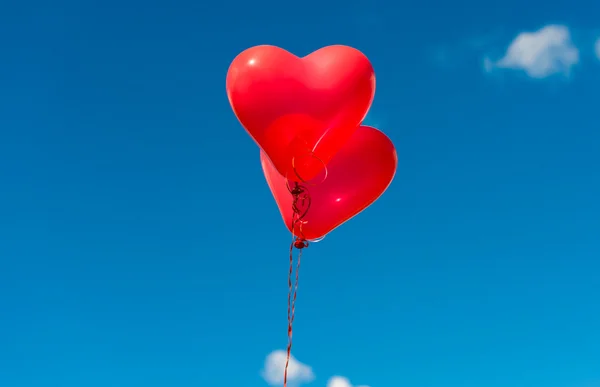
[293,238,309,250]
[290,185,306,196]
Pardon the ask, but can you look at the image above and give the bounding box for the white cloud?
[260,351,370,387]
[595,38,600,59]
[327,376,370,387]
[487,25,579,78]
[261,350,315,386]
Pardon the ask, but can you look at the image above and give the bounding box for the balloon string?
[284,242,302,387]
[284,182,310,387]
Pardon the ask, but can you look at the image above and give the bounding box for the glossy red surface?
[227,45,375,182]
[261,125,397,240]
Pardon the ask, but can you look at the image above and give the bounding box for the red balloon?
[227,45,375,182]
[261,125,397,241]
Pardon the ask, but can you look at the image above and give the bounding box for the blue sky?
[1,0,600,386]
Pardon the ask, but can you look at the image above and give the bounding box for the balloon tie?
[283,182,310,387]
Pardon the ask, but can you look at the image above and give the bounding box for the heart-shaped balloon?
[261,125,397,241]
[227,45,375,182]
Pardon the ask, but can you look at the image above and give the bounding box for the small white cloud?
[261,350,315,386]
[488,25,579,78]
[595,38,600,59]
[327,376,370,387]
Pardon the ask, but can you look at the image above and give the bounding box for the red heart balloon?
[261,125,397,241]
[227,45,375,182]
